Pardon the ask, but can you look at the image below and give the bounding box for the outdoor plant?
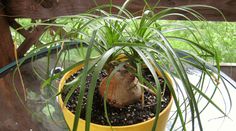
[17,0,235,131]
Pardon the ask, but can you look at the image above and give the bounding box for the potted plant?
[37,1,234,131]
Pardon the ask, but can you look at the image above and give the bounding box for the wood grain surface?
[3,0,236,21]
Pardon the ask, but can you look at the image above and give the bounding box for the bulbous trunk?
[99,67,142,108]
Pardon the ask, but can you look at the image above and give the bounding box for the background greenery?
[11,19,236,63]
[161,20,236,63]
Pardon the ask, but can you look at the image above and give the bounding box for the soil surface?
[61,69,171,126]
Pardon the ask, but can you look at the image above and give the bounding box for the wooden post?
[0,8,14,68]
[0,3,44,130]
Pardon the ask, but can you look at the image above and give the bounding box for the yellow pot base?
[58,64,174,131]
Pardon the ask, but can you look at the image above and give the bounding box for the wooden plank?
[3,0,113,19]
[158,0,236,21]
[3,0,236,21]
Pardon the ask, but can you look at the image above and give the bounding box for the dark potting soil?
[61,69,171,126]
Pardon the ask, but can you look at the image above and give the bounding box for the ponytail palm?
[33,1,235,131]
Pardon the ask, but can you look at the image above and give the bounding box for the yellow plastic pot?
[58,64,174,131]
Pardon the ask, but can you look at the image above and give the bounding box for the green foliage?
[161,20,236,63]
[13,19,236,62]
